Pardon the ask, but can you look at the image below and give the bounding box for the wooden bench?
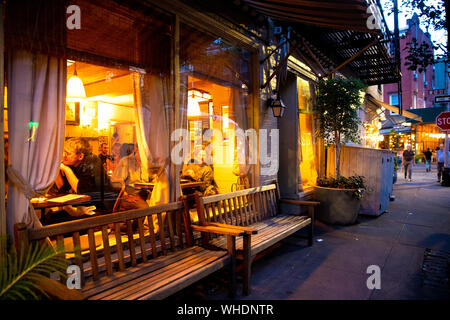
[188,183,319,295]
[14,200,243,300]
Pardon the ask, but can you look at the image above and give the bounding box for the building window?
[180,24,252,194]
[389,93,399,115]
[297,77,317,189]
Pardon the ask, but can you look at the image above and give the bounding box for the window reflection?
[298,78,317,189]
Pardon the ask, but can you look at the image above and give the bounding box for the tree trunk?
[335,131,341,177]
[336,143,341,177]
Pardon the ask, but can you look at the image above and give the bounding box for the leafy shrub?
[316,175,366,200]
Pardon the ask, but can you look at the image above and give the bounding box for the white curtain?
[232,87,251,178]
[133,72,170,206]
[6,50,65,235]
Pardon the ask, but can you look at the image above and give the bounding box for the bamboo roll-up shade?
[5,0,172,74]
[180,23,250,87]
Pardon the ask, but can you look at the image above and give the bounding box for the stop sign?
[436,112,450,131]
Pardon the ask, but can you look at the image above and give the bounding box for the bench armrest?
[279,199,320,206]
[204,222,258,235]
[190,225,245,236]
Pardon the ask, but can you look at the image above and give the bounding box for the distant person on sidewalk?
[436,143,450,182]
[402,145,415,182]
[423,148,432,172]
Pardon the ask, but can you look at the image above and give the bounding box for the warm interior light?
[80,105,96,127]
[187,96,201,117]
[67,63,86,102]
[222,106,229,129]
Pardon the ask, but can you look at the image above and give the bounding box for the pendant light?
[66,62,86,102]
[187,89,201,117]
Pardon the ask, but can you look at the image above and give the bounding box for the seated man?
[44,137,101,225]
[181,151,218,196]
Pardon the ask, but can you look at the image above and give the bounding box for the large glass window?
[179,24,252,195]
[5,0,173,227]
[297,78,317,189]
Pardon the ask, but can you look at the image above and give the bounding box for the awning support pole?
[260,42,299,89]
[325,38,379,78]
[299,38,327,76]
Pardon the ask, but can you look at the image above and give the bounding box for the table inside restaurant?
[31,194,92,221]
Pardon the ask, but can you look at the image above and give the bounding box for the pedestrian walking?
[424,148,432,172]
[402,145,415,181]
[436,143,450,182]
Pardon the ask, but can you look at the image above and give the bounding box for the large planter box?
[313,186,361,225]
[325,146,395,216]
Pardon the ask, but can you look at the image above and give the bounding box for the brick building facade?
[383,14,435,111]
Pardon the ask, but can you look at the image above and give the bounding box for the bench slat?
[146,215,158,258]
[82,246,205,298]
[210,215,310,254]
[121,252,227,300]
[114,223,125,271]
[88,247,223,300]
[88,228,99,281]
[126,220,137,266]
[137,218,148,262]
[136,253,229,300]
[157,213,166,255]
[72,232,85,286]
[101,226,113,276]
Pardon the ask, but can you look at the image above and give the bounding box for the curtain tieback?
[6,165,47,200]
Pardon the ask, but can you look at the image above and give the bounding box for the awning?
[405,106,448,124]
[238,0,399,85]
[366,95,423,122]
[240,0,375,33]
[379,127,411,135]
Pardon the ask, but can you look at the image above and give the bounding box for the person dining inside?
[181,150,218,196]
[110,145,152,212]
[43,137,101,225]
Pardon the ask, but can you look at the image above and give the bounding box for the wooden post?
[226,234,236,298]
[242,233,252,295]
[14,223,29,254]
[180,195,193,247]
[173,14,181,201]
[0,0,6,261]
[308,205,314,246]
[194,193,209,247]
[250,50,260,188]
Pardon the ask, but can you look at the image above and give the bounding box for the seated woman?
[110,146,151,211]
[43,137,101,225]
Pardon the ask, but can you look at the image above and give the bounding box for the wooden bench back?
[193,184,280,227]
[14,201,193,285]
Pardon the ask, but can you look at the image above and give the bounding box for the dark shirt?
[50,154,101,195]
[403,150,415,163]
[99,154,112,166]
[424,151,432,161]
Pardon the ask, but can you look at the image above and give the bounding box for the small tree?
[315,77,366,177]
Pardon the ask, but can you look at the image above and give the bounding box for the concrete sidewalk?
[170,164,450,300]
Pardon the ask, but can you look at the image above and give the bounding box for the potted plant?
[315,175,366,225]
[313,77,366,225]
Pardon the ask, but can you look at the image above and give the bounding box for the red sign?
[436,112,450,131]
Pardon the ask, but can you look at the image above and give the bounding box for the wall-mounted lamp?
[268,91,286,118]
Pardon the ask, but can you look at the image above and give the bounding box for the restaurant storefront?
[0,0,397,251]
[1,0,263,236]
